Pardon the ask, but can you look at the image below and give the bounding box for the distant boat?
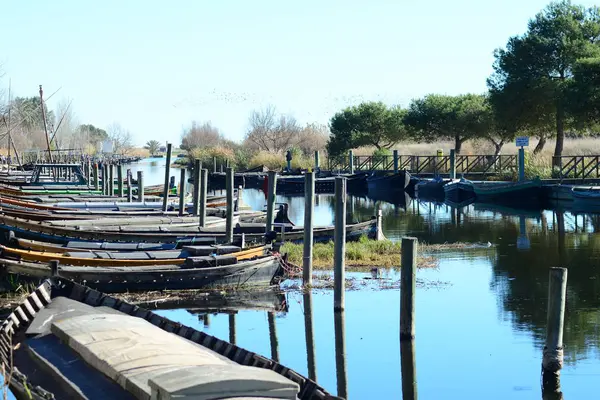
[473,178,543,205]
[444,178,475,203]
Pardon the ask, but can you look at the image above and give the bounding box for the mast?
[39,85,53,163]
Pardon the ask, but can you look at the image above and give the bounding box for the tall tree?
[403,94,491,154]
[181,121,222,150]
[488,0,600,164]
[327,102,408,156]
[106,122,133,155]
[145,140,161,156]
[569,57,600,124]
[244,105,301,153]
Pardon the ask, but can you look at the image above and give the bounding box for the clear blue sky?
[1,0,596,146]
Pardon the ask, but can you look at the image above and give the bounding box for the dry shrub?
[249,151,285,170]
[181,121,222,150]
[189,146,235,167]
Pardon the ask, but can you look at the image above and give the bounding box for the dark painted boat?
[0,279,331,399]
[366,170,411,196]
[443,178,475,203]
[473,178,543,205]
[415,177,448,202]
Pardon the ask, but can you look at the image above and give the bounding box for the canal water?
[96,160,600,398]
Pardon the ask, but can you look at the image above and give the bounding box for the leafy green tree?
[10,96,55,131]
[403,94,491,154]
[569,57,600,124]
[327,102,408,157]
[145,139,161,156]
[488,0,600,163]
[78,124,108,147]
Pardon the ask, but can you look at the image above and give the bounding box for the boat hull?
[444,181,475,203]
[473,180,542,205]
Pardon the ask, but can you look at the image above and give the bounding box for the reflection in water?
[400,340,417,400]
[334,310,348,400]
[268,311,279,362]
[303,292,317,381]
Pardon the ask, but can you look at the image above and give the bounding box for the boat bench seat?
[64,250,187,260]
[182,245,241,256]
[184,255,238,269]
[50,311,298,400]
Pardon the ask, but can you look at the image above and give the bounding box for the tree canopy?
[145,140,161,156]
[488,0,600,162]
[327,102,408,157]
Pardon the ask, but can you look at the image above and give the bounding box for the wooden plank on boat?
[182,245,242,256]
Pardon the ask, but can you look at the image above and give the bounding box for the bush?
[189,146,235,169]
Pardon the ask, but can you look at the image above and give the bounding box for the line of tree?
[327,1,600,162]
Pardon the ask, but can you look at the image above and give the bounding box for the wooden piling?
[213,156,217,173]
[199,168,208,227]
[93,163,99,191]
[348,150,354,174]
[334,310,347,400]
[228,314,236,345]
[449,149,456,179]
[162,143,172,212]
[393,149,399,173]
[542,267,567,389]
[375,208,384,241]
[126,169,133,202]
[137,171,144,202]
[192,159,201,216]
[303,171,315,286]
[266,171,277,234]
[179,168,186,217]
[226,167,234,243]
[87,159,91,184]
[102,164,107,195]
[334,177,347,311]
[117,165,124,197]
[235,185,243,212]
[268,311,279,362]
[314,151,320,171]
[49,260,60,277]
[400,237,417,341]
[303,292,317,381]
[400,340,418,400]
[518,147,525,182]
[109,164,115,196]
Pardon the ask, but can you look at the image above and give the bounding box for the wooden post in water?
[314,151,320,172]
[179,168,186,217]
[192,159,201,216]
[199,169,208,227]
[226,167,234,243]
[449,149,456,180]
[268,311,279,362]
[117,165,124,197]
[303,171,315,286]
[518,147,525,182]
[303,292,317,381]
[393,149,399,173]
[93,163,99,191]
[127,169,133,202]
[400,237,417,341]
[334,177,347,311]
[213,156,217,173]
[266,171,277,235]
[228,314,237,345]
[375,208,384,241]
[400,340,418,400]
[348,150,354,174]
[235,185,243,212]
[542,267,567,390]
[137,171,144,203]
[334,310,347,400]
[162,143,173,212]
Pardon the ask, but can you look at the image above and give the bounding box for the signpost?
[516,136,529,182]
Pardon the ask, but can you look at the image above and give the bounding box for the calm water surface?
[128,160,600,399]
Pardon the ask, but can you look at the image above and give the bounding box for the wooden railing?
[328,154,517,175]
[553,156,600,180]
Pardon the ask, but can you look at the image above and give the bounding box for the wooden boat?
[443,178,475,203]
[260,173,369,194]
[415,177,448,201]
[0,279,330,399]
[473,178,543,205]
[366,170,411,194]
[571,186,600,201]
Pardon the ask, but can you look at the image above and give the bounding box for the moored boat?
[473,178,543,205]
[366,170,411,195]
[443,177,475,203]
[0,278,330,399]
[415,177,448,201]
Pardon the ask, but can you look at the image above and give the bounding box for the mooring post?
[49,260,60,277]
[213,156,217,173]
[400,340,418,400]
[375,208,384,241]
[226,167,234,243]
[162,143,173,212]
[203,314,210,327]
[109,164,115,196]
[117,165,124,197]
[393,150,399,173]
[400,237,417,341]
[137,171,144,203]
[102,164,107,195]
[314,151,320,172]
[303,292,317,381]
[228,314,237,345]
[303,171,315,286]
[127,169,133,202]
[334,310,348,400]
[334,177,347,311]
[192,159,201,216]
[450,149,456,180]
[542,267,568,389]
[518,147,525,182]
[179,168,186,217]
[93,163,99,191]
[348,150,354,174]
[199,168,208,227]
[268,311,279,362]
[266,171,277,235]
